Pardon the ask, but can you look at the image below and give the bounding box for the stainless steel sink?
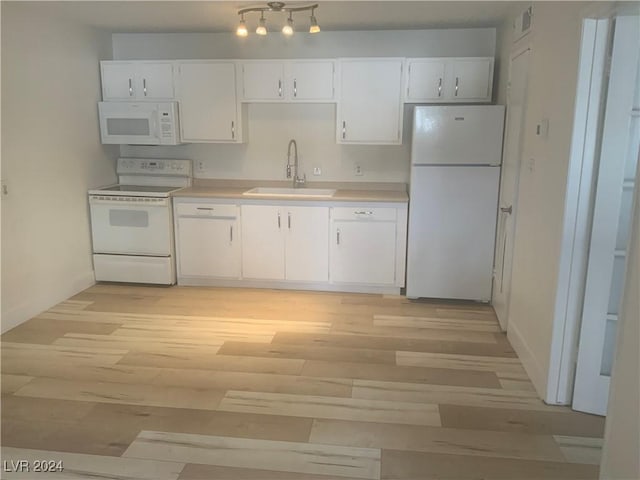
[242,187,336,198]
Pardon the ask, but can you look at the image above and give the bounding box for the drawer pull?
[230,225,233,242]
[354,211,373,215]
[336,228,341,245]
[197,207,214,211]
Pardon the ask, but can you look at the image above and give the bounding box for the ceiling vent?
[513,6,533,43]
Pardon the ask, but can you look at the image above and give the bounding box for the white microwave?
[98,101,181,145]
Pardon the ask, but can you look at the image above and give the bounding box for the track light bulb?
[256,13,267,35]
[309,13,320,33]
[282,15,294,36]
[236,17,248,37]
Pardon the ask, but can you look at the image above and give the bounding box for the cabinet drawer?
[176,203,238,217]
[331,207,397,222]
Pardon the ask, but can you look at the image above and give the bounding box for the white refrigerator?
[407,105,505,301]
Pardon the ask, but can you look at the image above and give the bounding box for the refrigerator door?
[406,165,500,301]
[412,105,505,166]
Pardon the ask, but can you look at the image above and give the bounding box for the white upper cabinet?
[286,61,335,101]
[240,60,336,102]
[101,61,175,101]
[176,61,243,143]
[241,61,286,101]
[337,58,404,144]
[405,57,494,103]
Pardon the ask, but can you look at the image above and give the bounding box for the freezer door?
[412,106,505,165]
[406,165,500,301]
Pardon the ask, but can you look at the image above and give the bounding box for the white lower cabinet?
[241,204,329,282]
[174,198,407,292]
[175,202,241,279]
[330,207,398,285]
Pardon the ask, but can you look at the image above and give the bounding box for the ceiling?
[15,1,528,33]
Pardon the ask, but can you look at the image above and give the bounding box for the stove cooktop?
[88,184,184,197]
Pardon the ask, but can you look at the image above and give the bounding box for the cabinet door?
[101,63,136,100]
[405,59,446,102]
[285,206,329,282]
[241,62,285,101]
[338,59,404,144]
[136,63,175,100]
[330,220,397,285]
[447,58,493,101]
[178,62,238,142]
[288,61,335,101]
[241,205,285,280]
[177,216,240,278]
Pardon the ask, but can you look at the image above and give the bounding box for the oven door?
[89,195,172,256]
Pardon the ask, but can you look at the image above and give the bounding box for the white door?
[492,47,531,330]
[177,217,240,279]
[135,63,175,100]
[288,61,335,101]
[241,205,285,280]
[405,59,446,102]
[448,58,493,101]
[178,62,238,142]
[337,59,403,144]
[330,219,396,285]
[241,62,284,101]
[285,206,329,282]
[573,16,640,416]
[101,63,136,100]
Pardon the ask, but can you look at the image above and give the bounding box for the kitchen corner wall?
[497,2,592,399]
[1,3,118,332]
[113,29,496,183]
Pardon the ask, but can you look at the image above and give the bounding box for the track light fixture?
[236,2,320,37]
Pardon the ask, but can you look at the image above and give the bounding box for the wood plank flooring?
[1,285,604,479]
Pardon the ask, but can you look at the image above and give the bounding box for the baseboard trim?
[507,320,547,400]
[177,277,401,295]
[1,270,95,333]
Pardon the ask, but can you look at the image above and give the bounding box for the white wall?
[500,2,589,397]
[113,29,496,183]
[1,3,118,332]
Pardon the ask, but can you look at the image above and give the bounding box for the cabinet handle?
[336,228,341,245]
[196,207,214,211]
[143,78,147,96]
[288,212,291,229]
[455,77,459,97]
[354,211,373,215]
[128,78,133,96]
[293,79,297,97]
[278,79,282,97]
[230,225,233,242]
[231,121,235,139]
[277,212,281,229]
[438,78,442,97]
[342,121,346,140]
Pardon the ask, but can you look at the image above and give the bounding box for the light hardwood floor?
[1,285,604,479]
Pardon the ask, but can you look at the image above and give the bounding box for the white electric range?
[88,158,192,285]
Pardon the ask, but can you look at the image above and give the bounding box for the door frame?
[546,18,611,405]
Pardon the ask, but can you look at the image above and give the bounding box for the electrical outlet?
[313,167,322,176]
[197,160,206,172]
[354,164,363,176]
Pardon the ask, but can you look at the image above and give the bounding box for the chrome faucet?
[286,139,306,188]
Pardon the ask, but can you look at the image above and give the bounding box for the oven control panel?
[116,158,192,177]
